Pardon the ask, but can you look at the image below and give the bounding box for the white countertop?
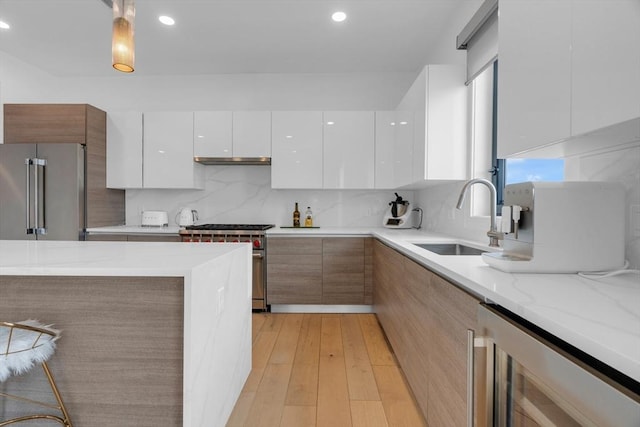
[267,226,373,236]
[0,240,249,276]
[272,227,640,383]
[86,225,181,234]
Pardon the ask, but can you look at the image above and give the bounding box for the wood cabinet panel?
[267,254,322,304]
[4,104,88,144]
[267,238,323,304]
[85,105,125,228]
[364,238,373,304]
[373,239,480,426]
[372,240,405,353]
[268,237,322,256]
[427,273,478,427]
[0,275,184,427]
[322,238,364,304]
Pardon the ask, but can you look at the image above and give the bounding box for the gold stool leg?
[41,362,73,427]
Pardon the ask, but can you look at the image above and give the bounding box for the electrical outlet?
[218,287,225,313]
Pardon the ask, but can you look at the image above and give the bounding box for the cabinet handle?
[469,330,493,427]
[25,159,32,234]
[33,158,47,235]
[467,329,475,427]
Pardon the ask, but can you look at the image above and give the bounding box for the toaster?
[141,211,169,227]
[483,182,625,273]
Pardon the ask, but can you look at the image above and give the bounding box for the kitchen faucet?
[456,178,503,247]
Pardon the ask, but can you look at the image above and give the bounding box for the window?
[468,62,497,216]
[469,61,565,215]
[505,159,565,185]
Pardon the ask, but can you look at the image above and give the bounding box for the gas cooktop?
[183,224,274,231]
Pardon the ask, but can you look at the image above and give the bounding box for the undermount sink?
[413,243,487,256]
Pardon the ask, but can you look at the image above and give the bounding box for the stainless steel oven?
[472,303,640,426]
[179,224,273,311]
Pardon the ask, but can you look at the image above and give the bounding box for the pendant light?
[112,0,135,72]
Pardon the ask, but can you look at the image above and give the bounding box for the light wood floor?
[227,313,427,427]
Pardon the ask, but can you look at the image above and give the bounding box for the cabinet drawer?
[268,237,323,255]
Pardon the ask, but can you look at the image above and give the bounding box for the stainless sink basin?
[413,243,487,256]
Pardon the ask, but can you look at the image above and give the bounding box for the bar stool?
[0,320,72,426]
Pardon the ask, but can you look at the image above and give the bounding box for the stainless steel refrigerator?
[0,143,86,240]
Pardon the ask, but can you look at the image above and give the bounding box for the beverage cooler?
[472,304,640,426]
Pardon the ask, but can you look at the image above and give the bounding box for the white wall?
[1,52,416,112]
[414,140,640,269]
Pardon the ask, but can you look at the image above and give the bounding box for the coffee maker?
[482,182,625,273]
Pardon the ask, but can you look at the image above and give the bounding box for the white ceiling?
[0,0,480,77]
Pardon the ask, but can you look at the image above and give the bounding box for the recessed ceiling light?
[331,11,347,23]
[159,15,175,26]
[0,21,10,30]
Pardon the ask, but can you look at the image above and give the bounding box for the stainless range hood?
[194,157,271,165]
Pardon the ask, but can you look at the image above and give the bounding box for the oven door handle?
[252,252,264,259]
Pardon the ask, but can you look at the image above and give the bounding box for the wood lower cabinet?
[267,237,323,304]
[322,238,364,304]
[373,239,479,426]
[267,236,372,305]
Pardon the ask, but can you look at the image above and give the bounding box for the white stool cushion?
[0,320,60,382]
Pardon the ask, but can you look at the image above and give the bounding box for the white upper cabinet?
[232,111,272,158]
[271,111,323,189]
[497,0,640,157]
[393,110,414,188]
[399,65,467,184]
[497,0,572,158]
[323,111,375,189]
[144,112,204,189]
[106,112,143,188]
[193,111,271,159]
[374,111,397,189]
[571,0,640,136]
[374,110,415,189]
[193,111,232,158]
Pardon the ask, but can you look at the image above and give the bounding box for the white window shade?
[457,0,498,84]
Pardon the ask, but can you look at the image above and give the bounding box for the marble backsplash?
[415,142,640,269]
[126,166,414,228]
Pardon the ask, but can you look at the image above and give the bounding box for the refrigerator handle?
[33,158,47,235]
[25,159,33,234]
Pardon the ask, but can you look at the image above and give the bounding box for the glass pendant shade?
[112,0,135,72]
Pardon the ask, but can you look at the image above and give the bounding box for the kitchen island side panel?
[0,275,184,427]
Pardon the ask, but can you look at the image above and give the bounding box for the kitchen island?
[0,240,252,427]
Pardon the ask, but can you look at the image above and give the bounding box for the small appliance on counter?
[482,181,625,273]
[177,208,199,227]
[383,193,412,228]
[141,211,169,227]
